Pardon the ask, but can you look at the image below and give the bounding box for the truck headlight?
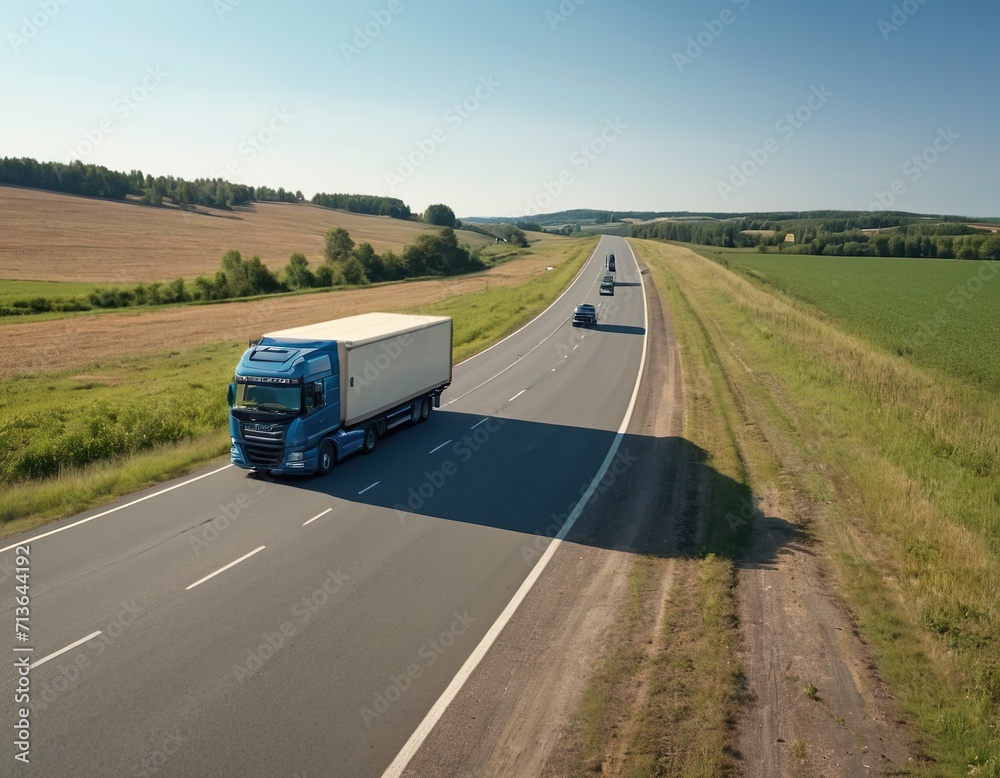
[288,451,304,462]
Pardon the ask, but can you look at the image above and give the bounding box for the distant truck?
[228,313,452,476]
[606,252,616,272]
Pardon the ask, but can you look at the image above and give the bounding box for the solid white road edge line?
[443,240,610,408]
[303,508,333,526]
[380,239,649,778]
[443,312,579,407]
[452,240,603,368]
[33,631,103,670]
[185,546,266,591]
[0,464,235,554]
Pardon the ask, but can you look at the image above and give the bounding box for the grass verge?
[550,241,753,776]
[620,555,741,778]
[561,556,659,774]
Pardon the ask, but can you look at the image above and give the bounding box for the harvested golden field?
[966,222,1000,233]
[0,185,494,283]
[1,234,589,378]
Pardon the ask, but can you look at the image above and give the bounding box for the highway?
[0,235,648,777]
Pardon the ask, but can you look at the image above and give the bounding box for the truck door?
[302,380,327,447]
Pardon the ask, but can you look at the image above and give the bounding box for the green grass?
[620,555,742,778]
[0,236,598,535]
[638,239,1000,776]
[569,556,657,774]
[0,279,96,316]
[0,342,239,486]
[690,247,1000,391]
[0,279,98,304]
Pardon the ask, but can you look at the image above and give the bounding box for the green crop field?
[0,280,94,302]
[692,247,1000,392]
[637,240,1000,775]
[0,279,95,305]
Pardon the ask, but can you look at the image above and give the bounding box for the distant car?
[599,275,615,296]
[572,303,597,327]
[606,252,616,272]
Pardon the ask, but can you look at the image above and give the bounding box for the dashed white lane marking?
[33,631,102,670]
[303,508,333,526]
[185,546,266,591]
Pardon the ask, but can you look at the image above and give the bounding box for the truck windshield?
[234,382,301,414]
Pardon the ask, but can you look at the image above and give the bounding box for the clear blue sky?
[3,0,997,218]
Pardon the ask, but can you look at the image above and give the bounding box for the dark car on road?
[599,275,615,296]
[606,252,616,272]
[572,303,597,327]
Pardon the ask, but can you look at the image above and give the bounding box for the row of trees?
[0,157,140,200]
[629,218,1000,260]
[0,156,300,209]
[0,156,410,215]
[78,227,484,311]
[310,226,484,286]
[311,192,411,219]
[798,232,1000,260]
[629,219,757,247]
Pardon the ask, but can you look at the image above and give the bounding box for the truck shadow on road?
[292,410,804,568]
[591,324,646,336]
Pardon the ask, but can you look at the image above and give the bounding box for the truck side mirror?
[227,384,235,407]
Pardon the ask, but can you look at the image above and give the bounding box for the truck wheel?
[419,397,431,422]
[362,424,377,454]
[317,441,336,475]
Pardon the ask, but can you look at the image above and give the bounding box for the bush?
[89,287,135,308]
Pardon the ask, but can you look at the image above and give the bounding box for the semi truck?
[228,312,453,476]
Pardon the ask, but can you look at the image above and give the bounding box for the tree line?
[306,226,484,287]
[0,156,403,213]
[630,216,1000,260]
[311,192,411,219]
[1,227,485,317]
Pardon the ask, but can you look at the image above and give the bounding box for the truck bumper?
[230,441,318,475]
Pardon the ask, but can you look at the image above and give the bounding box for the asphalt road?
[0,235,647,777]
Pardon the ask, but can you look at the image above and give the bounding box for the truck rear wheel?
[317,441,336,475]
[419,397,431,422]
[362,424,377,454]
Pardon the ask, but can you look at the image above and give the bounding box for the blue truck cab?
[228,339,357,475]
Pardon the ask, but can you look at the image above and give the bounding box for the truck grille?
[240,421,286,466]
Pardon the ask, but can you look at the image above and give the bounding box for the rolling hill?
[0,186,494,283]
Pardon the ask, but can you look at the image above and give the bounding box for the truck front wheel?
[419,397,431,422]
[362,424,377,454]
[317,441,337,475]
